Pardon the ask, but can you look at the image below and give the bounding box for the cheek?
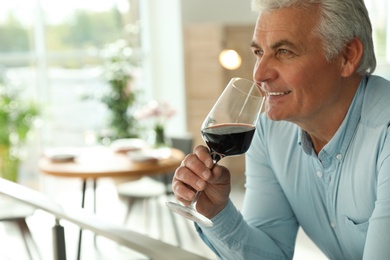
[271,69,322,117]
[285,66,342,118]
[288,60,319,86]
[286,59,337,98]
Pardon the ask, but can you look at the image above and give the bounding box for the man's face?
[251,5,346,126]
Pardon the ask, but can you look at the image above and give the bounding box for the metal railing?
[0,178,207,260]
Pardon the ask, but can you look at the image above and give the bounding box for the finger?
[209,164,230,184]
[174,162,207,191]
[193,145,214,169]
[172,186,193,206]
[182,153,212,182]
[172,171,197,204]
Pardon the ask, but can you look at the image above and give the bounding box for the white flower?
[135,100,176,124]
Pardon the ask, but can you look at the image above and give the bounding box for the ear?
[340,37,364,77]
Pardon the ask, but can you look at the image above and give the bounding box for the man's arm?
[363,127,390,258]
[196,122,299,259]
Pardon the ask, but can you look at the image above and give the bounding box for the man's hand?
[171,145,231,219]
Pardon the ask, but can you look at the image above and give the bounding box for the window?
[0,0,140,180]
[365,0,390,79]
[0,0,140,148]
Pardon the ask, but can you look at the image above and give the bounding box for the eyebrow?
[250,39,296,50]
[250,40,260,49]
[271,40,296,50]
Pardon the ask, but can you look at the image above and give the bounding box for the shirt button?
[331,222,337,229]
[336,153,343,161]
[316,171,323,178]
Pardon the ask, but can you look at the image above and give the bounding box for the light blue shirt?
[196,75,390,259]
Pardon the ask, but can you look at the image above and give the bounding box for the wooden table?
[38,145,185,260]
[39,145,184,213]
[39,146,184,179]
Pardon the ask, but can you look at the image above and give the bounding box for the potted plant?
[100,39,141,140]
[0,79,39,182]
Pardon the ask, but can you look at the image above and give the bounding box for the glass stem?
[189,190,202,209]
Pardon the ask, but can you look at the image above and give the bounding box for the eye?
[277,48,293,57]
[252,48,263,57]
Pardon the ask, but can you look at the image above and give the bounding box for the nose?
[253,55,277,85]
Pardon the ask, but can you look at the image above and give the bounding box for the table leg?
[77,180,87,260]
[93,179,97,214]
[93,179,98,248]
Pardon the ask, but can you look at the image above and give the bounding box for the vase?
[153,124,170,148]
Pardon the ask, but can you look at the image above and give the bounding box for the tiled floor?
[0,173,327,260]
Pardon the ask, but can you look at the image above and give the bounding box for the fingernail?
[202,170,210,180]
[206,158,213,169]
[196,179,205,189]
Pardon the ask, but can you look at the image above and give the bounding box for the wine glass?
[166,77,264,227]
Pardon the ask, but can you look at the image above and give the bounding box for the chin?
[265,113,285,121]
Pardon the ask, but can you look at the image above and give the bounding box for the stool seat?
[117,177,168,239]
[117,177,166,198]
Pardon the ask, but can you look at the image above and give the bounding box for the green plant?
[100,39,140,140]
[0,81,39,182]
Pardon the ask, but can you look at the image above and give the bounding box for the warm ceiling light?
[219,49,242,70]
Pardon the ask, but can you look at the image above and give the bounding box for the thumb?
[209,164,230,185]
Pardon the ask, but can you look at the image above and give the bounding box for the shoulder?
[365,75,390,97]
[361,75,390,126]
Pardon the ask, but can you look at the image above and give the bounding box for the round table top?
[39,146,185,179]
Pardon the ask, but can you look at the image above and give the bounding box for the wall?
[181,1,258,174]
[181,0,257,25]
[139,0,186,136]
[138,0,257,137]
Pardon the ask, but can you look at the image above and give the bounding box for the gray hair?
[251,0,376,75]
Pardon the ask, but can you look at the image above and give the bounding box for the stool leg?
[143,199,150,233]
[156,197,163,239]
[93,179,98,249]
[123,198,135,225]
[166,197,182,247]
[16,218,42,260]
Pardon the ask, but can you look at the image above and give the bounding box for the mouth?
[258,83,291,97]
[265,91,291,97]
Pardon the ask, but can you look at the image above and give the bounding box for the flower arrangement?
[135,100,176,147]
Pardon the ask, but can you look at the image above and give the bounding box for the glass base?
[166,201,213,227]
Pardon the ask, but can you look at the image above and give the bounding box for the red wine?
[201,123,255,159]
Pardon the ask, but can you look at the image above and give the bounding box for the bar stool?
[116,135,193,246]
[0,195,41,260]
